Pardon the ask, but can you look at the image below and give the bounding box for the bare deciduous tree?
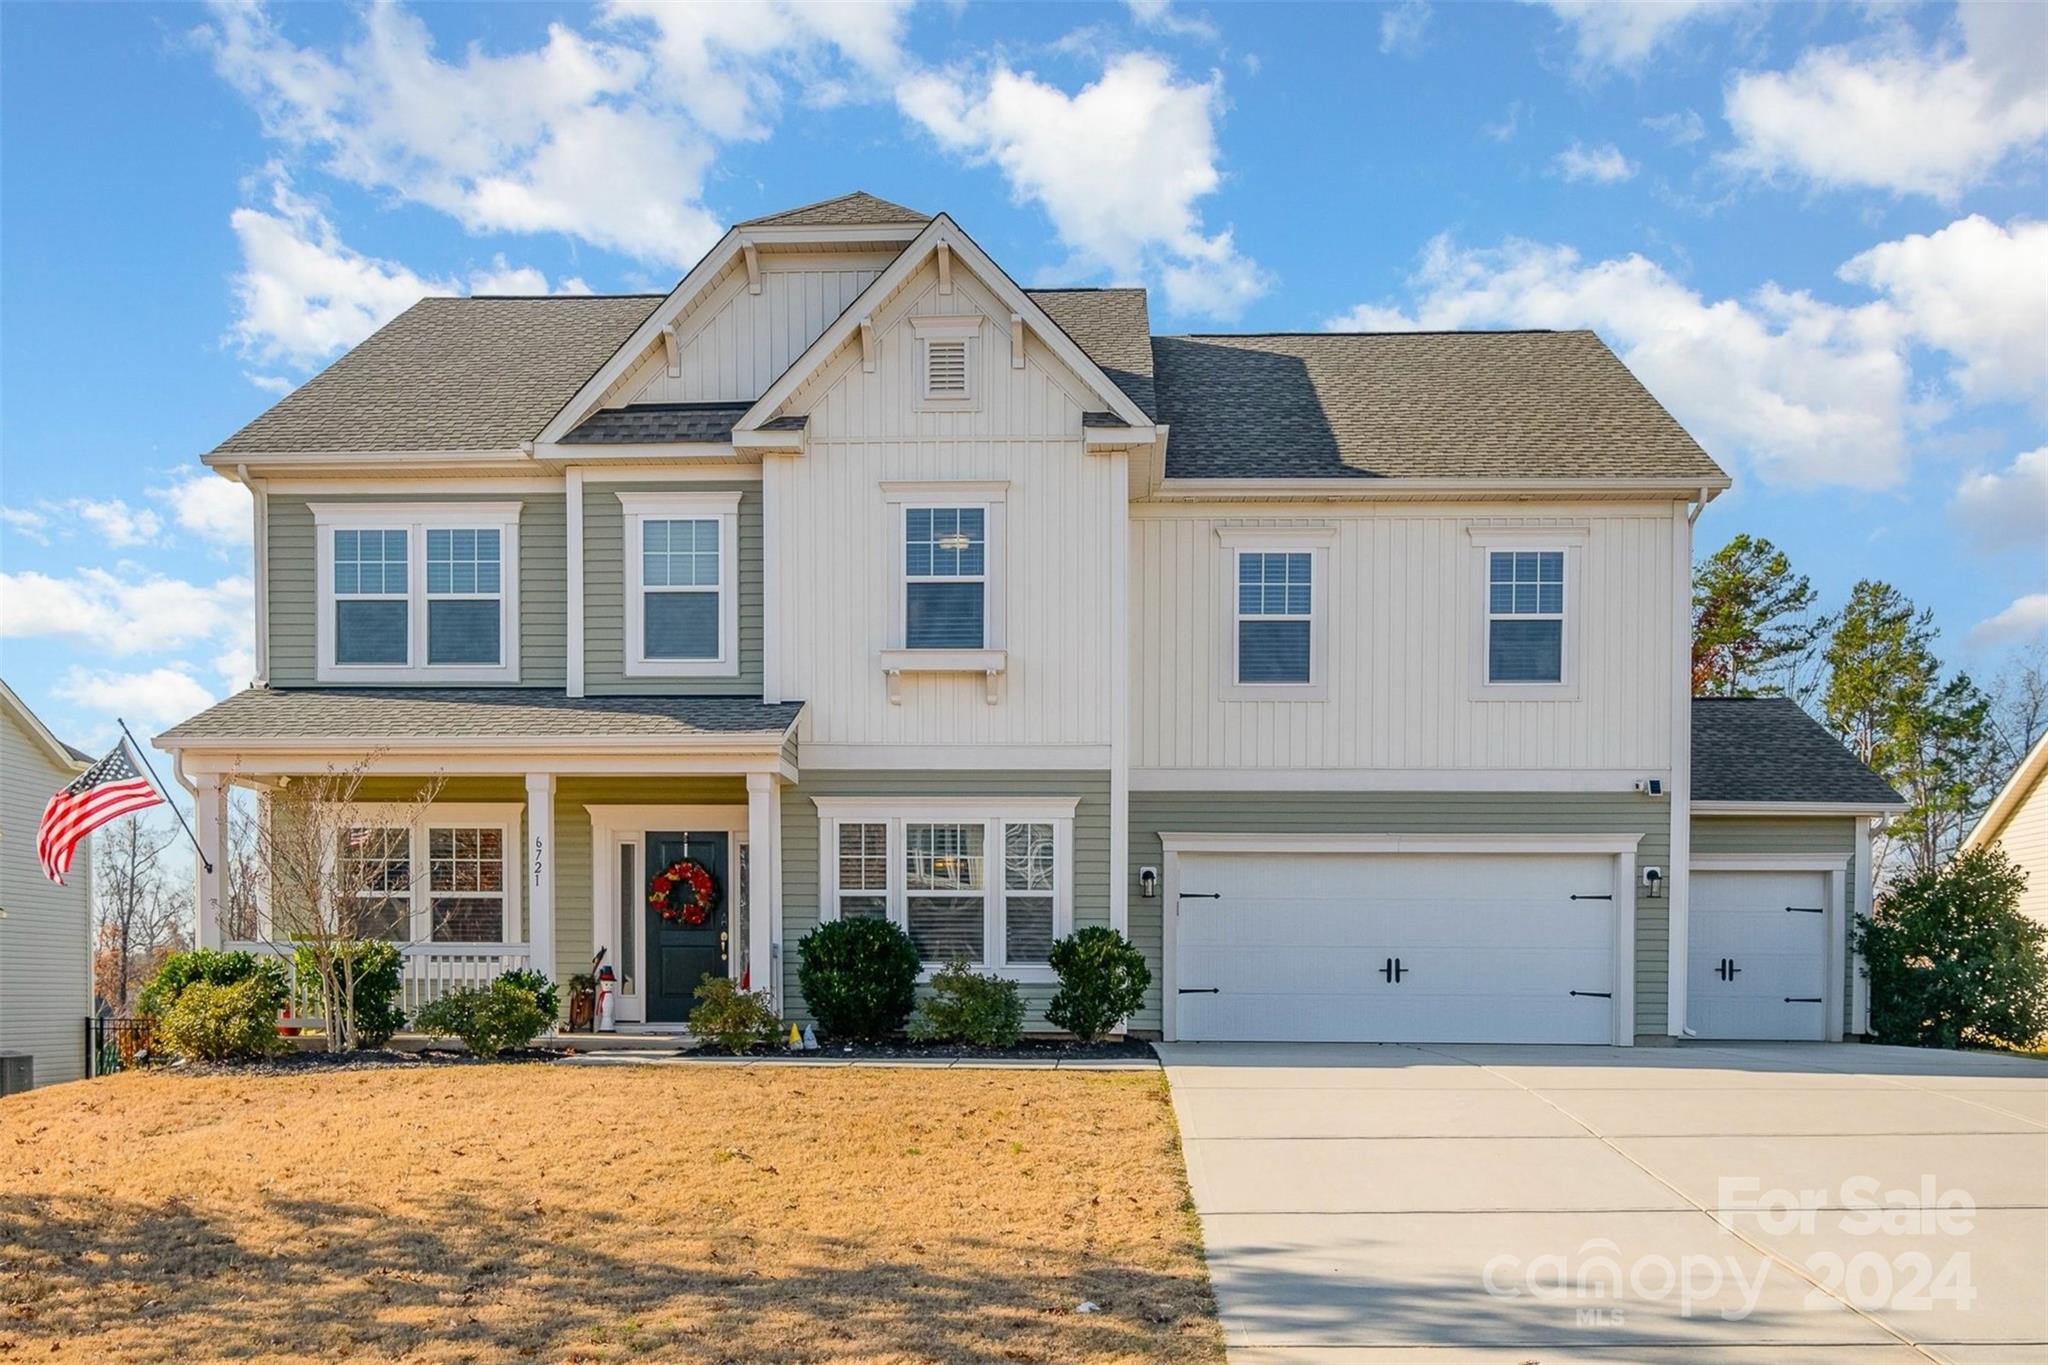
[237,757,444,1051]
[1986,642,2048,776]
[93,816,190,1013]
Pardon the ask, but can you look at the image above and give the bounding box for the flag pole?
[117,717,212,874]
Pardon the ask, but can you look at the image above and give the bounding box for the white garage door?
[1173,851,1621,1044]
[1689,869,1830,1040]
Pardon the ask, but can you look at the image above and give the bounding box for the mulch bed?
[703,1037,1159,1062]
[173,1046,561,1075]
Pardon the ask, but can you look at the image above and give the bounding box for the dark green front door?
[645,831,729,1023]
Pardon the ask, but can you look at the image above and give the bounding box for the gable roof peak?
[737,190,930,229]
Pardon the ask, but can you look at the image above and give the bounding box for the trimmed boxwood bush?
[909,962,1025,1046]
[139,948,289,1020]
[496,967,560,1020]
[157,977,286,1062]
[796,917,921,1042]
[1045,927,1150,1042]
[293,941,406,1047]
[414,979,550,1058]
[1858,846,2047,1050]
[688,975,781,1054]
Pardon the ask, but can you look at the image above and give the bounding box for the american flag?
[37,739,163,885]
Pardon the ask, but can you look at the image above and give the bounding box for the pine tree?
[1692,534,1825,698]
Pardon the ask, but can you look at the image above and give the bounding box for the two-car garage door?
[1172,850,1624,1044]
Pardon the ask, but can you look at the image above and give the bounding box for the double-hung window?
[324,805,521,946]
[427,827,508,942]
[904,506,986,649]
[340,826,412,941]
[818,800,1075,978]
[315,504,521,683]
[1486,550,1566,684]
[622,491,741,677]
[1236,551,1313,684]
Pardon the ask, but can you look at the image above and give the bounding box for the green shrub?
[1859,846,2047,1050]
[292,941,406,1047]
[497,968,560,1020]
[414,979,551,1058]
[156,978,286,1062]
[139,948,289,1020]
[796,917,921,1042]
[688,975,781,1054]
[909,962,1025,1046]
[1045,927,1150,1042]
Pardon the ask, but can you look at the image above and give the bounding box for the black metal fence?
[85,1016,158,1078]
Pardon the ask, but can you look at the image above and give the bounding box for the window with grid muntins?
[425,528,502,665]
[1487,550,1565,683]
[333,530,409,665]
[642,517,721,660]
[906,822,984,962]
[1003,822,1056,965]
[835,822,889,920]
[340,827,411,940]
[925,338,969,398]
[1236,550,1312,684]
[905,506,986,649]
[428,826,506,942]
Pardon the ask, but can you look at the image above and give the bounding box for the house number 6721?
[532,836,545,886]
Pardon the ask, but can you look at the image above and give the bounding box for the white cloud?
[1127,0,1220,43]
[151,467,252,549]
[1327,234,1911,489]
[1,506,51,545]
[1537,0,1746,71]
[1379,0,1432,59]
[1838,215,2048,407]
[1552,140,1636,183]
[1483,102,1526,143]
[467,256,593,296]
[244,372,294,395]
[0,568,252,655]
[1643,108,1705,146]
[55,666,223,733]
[897,53,1269,319]
[1951,447,2048,553]
[70,499,163,549]
[1723,4,2048,201]
[1968,594,2048,649]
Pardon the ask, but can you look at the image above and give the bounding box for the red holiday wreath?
[649,859,717,926]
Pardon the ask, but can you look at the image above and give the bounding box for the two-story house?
[156,192,1901,1045]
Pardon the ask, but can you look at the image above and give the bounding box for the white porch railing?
[228,941,533,1027]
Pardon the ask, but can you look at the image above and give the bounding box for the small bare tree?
[238,757,444,1052]
[93,816,191,1012]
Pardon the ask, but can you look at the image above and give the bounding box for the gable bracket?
[661,324,680,378]
[937,242,952,295]
[1010,313,1026,369]
[743,243,761,295]
[860,316,877,374]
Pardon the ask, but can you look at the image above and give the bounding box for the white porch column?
[746,773,780,1008]
[194,773,226,949]
[525,773,556,982]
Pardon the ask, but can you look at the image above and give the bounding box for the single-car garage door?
[1688,869,1831,1040]
[1172,850,1624,1044]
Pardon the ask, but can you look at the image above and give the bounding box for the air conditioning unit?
[0,1052,32,1096]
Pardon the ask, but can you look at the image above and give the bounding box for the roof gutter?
[1963,730,2048,851]
[153,731,796,754]
[1147,474,1736,502]
[1693,800,1908,817]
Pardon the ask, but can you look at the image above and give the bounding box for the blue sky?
[2,0,2043,757]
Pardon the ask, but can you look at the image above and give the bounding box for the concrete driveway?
[1158,1041,2048,1363]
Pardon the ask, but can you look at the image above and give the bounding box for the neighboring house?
[1965,732,2048,928]
[0,680,93,1087]
[156,190,1903,1045]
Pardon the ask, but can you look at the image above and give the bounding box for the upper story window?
[905,506,986,649]
[1236,551,1313,685]
[313,503,520,684]
[620,491,741,678]
[1486,550,1566,684]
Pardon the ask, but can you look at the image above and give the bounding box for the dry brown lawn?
[0,1064,1221,1364]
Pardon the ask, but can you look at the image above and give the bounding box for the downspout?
[237,464,269,688]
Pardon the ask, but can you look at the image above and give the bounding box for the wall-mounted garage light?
[1138,866,1159,898]
[1642,866,1664,899]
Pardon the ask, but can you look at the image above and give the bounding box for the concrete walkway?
[1158,1041,2048,1363]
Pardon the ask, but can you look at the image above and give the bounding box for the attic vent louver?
[925,338,969,399]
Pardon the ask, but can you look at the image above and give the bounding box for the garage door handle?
[1179,892,1220,900]
[1178,987,1220,995]
[1784,996,1822,1003]
[1569,990,1612,999]
[1570,893,1613,901]
[1785,906,1824,914]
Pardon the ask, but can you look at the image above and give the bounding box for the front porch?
[154,689,806,1024]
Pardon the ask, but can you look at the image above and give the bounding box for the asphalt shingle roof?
[211,296,663,456]
[158,689,803,745]
[1027,288,1157,420]
[1692,697,1903,806]
[737,191,929,228]
[1152,330,1725,481]
[560,402,752,445]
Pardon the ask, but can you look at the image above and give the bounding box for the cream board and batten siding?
[266,492,568,687]
[0,708,90,1086]
[598,253,894,409]
[1981,765,2048,928]
[780,770,1112,1028]
[1129,504,1679,775]
[1693,814,1861,1034]
[581,480,764,696]
[1127,791,1671,1037]
[765,261,1121,751]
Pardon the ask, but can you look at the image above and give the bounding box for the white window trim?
[312,503,522,684]
[815,796,1077,983]
[620,490,742,679]
[1468,527,1586,701]
[315,802,524,946]
[880,482,1009,697]
[1215,527,1333,701]
[911,314,982,410]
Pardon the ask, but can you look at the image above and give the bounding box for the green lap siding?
[266,493,568,688]
[1128,791,1673,1036]
[779,769,1112,1030]
[1692,814,1860,1034]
